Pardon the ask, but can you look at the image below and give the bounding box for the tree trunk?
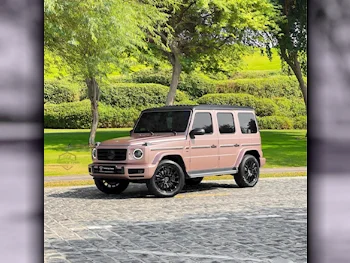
[280,49,307,137]
[292,55,307,109]
[85,77,100,147]
[290,55,307,137]
[166,52,181,106]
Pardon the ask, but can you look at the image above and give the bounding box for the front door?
[188,111,219,172]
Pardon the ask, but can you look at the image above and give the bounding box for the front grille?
[97,149,127,161]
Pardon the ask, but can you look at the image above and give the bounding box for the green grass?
[241,48,282,71]
[44,128,306,176]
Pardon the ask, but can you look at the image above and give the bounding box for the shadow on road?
[47,181,239,200]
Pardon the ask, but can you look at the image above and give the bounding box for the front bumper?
[89,163,157,180]
[260,157,266,167]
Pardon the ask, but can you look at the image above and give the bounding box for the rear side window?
[217,113,235,134]
[238,113,258,134]
[192,112,213,134]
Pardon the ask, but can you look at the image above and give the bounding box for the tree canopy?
[148,0,278,104]
[44,0,171,145]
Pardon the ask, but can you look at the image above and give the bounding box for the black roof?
[142,104,254,112]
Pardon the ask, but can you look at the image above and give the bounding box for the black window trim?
[216,112,236,134]
[191,111,214,135]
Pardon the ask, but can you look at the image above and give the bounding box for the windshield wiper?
[170,130,177,135]
[147,130,154,135]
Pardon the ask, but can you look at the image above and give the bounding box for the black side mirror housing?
[189,128,205,139]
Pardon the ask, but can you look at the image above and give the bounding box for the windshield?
[134,111,191,133]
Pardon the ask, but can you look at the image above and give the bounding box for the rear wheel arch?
[243,150,260,166]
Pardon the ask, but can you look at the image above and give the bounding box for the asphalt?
[45,167,307,182]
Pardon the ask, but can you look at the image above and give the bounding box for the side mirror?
[189,128,205,139]
[129,129,133,136]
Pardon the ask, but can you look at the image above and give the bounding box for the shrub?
[273,97,306,118]
[44,100,140,129]
[290,98,307,117]
[293,116,307,129]
[230,70,284,79]
[131,69,216,99]
[80,83,189,109]
[257,116,294,130]
[197,93,278,117]
[44,80,81,104]
[215,76,303,99]
[179,73,216,98]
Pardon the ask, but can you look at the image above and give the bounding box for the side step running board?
[188,168,238,178]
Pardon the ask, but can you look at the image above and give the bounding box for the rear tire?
[234,154,259,187]
[185,177,203,186]
[146,160,185,197]
[94,179,129,194]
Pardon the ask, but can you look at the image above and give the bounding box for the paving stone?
[45,177,307,263]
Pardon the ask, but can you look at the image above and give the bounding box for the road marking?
[244,214,282,219]
[294,213,307,216]
[189,217,228,222]
[290,220,307,224]
[87,225,113,229]
[127,250,263,261]
[133,221,171,226]
[175,192,231,198]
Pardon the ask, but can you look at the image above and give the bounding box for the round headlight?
[133,149,143,159]
[91,148,97,159]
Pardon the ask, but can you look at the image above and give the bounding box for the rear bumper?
[260,157,266,167]
[89,163,157,180]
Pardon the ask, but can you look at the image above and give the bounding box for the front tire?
[146,160,185,197]
[94,179,129,194]
[234,154,259,187]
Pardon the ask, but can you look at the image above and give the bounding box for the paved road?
[44,167,307,182]
[45,177,307,263]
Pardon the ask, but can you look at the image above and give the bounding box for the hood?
[99,134,186,147]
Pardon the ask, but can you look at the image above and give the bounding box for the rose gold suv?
[89,105,266,197]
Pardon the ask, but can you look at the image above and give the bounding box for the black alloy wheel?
[234,154,259,187]
[146,160,185,197]
[94,179,129,194]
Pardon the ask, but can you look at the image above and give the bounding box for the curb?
[44,167,307,182]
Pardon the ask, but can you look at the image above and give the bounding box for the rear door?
[217,111,240,169]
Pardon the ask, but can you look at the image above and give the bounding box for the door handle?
[211,145,217,148]
[234,144,240,147]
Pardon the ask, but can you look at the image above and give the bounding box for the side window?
[217,113,235,134]
[238,113,258,134]
[192,112,213,134]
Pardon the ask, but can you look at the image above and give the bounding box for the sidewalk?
[44,167,307,182]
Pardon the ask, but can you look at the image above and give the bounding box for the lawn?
[241,48,281,71]
[44,128,307,176]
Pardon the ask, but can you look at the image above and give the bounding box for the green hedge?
[80,83,189,109]
[257,116,294,129]
[274,97,306,118]
[44,100,140,129]
[131,69,216,99]
[197,93,278,117]
[215,76,303,99]
[257,115,307,129]
[293,116,307,129]
[44,100,307,130]
[230,70,284,79]
[44,80,81,104]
